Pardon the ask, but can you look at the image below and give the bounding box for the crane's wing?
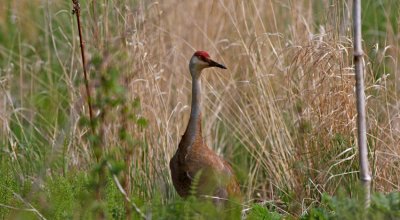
[184,146,240,199]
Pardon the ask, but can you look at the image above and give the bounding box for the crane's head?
[189,51,227,78]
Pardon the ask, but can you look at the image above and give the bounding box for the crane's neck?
[180,69,203,152]
[189,76,202,129]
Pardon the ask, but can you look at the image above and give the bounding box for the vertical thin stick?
[72,3,104,217]
[72,0,94,131]
[353,0,371,207]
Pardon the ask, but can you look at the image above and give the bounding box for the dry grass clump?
[282,36,358,197]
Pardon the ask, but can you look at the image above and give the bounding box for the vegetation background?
[0,0,399,219]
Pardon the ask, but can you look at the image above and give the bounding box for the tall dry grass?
[1,0,399,215]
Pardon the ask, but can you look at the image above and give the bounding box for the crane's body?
[170,51,241,202]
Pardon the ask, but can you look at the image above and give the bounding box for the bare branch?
[353,0,371,207]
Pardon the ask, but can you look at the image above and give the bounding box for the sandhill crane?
[170,51,241,203]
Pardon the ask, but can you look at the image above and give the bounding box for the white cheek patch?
[192,56,208,66]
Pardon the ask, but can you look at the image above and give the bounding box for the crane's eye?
[198,56,208,62]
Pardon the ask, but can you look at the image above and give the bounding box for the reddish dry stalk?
[71,2,145,218]
[72,0,94,131]
[72,1,104,219]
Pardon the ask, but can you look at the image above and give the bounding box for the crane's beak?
[208,59,227,69]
